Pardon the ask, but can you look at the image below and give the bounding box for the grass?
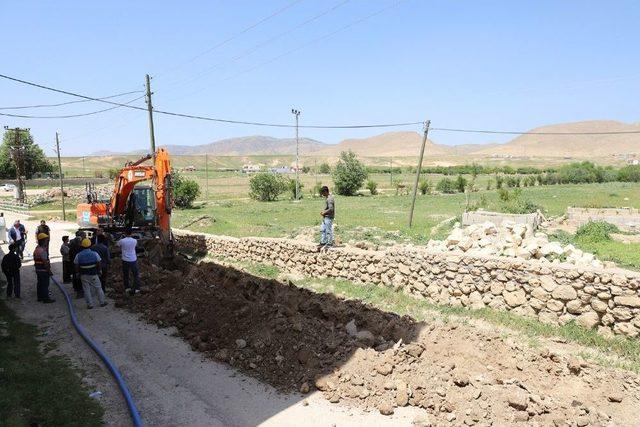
[212,256,640,373]
[0,301,104,426]
[170,181,640,244]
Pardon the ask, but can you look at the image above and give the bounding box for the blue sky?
[1,0,639,155]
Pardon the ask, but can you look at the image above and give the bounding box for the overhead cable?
[3,73,640,134]
[0,95,145,119]
[0,90,143,110]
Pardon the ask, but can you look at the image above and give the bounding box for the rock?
[412,414,433,427]
[567,358,582,375]
[356,330,375,346]
[404,343,425,358]
[607,392,624,403]
[507,392,529,411]
[300,382,310,394]
[613,322,639,338]
[378,402,395,415]
[296,348,312,365]
[613,295,640,308]
[552,285,578,301]
[503,290,527,307]
[576,311,600,329]
[376,363,393,376]
[235,339,247,349]
[396,381,409,406]
[345,319,358,337]
[453,374,470,387]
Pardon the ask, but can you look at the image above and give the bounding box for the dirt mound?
[108,258,418,392]
[108,259,640,425]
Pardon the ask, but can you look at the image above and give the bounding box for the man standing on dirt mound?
[74,238,107,309]
[319,186,335,250]
[33,233,54,303]
[117,229,141,296]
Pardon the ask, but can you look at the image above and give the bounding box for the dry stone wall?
[175,231,640,339]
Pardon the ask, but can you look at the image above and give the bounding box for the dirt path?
[1,214,423,426]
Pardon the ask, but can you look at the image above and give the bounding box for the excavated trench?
[107,257,640,425]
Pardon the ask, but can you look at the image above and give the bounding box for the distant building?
[269,166,292,174]
[183,165,196,172]
[242,164,261,173]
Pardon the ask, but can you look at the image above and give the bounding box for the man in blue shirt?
[74,238,107,309]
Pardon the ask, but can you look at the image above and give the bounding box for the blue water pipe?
[51,276,143,427]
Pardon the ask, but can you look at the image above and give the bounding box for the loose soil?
[110,257,640,426]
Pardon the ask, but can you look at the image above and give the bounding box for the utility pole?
[314,158,318,186]
[291,108,301,201]
[4,126,28,203]
[205,153,209,199]
[55,132,66,220]
[145,74,157,159]
[408,120,431,228]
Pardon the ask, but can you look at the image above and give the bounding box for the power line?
[0,95,145,119]
[166,0,351,91]
[3,73,640,134]
[430,127,640,135]
[0,90,143,110]
[155,0,304,80]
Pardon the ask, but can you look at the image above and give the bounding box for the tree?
[0,129,53,179]
[436,177,456,194]
[249,172,287,201]
[366,179,378,195]
[332,150,368,196]
[172,170,200,208]
[418,178,432,195]
[455,175,467,193]
[318,162,331,174]
[286,177,304,200]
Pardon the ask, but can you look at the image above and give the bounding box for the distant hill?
[91,136,327,156]
[313,131,454,157]
[470,120,640,157]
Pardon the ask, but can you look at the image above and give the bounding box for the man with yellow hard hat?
[33,232,54,303]
[74,238,107,309]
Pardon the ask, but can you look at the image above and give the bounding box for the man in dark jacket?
[33,233,54,303]
[91,234,111,293]
[2,243,22,298]
[36,220,51,253]
[68,231,85,299]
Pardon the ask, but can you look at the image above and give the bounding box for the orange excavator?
[77,148,174,262]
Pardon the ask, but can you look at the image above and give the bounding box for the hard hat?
[37,233,49,240]
[81,238,92,248]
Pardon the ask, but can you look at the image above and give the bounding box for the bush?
[287,178,304,200]
[108,168,120,179]
[312,182,323,197]
[332,151,368,196]
[497,188,541,214]
[249,172,287,201]
[618,165,640,182]
[575,221,619,243]
[418,178,432,195]
[173,171,200,208]
[301,166,311,174]
[366,179,378,195]
[318,162,331,174]
[436,177,456,194]
[455,175,467,193]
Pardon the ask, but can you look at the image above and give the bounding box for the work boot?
[87,305,94,309]
[100,302,108,307]
[42,298,55,304]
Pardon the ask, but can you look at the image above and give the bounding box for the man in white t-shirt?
[117,229,141,295]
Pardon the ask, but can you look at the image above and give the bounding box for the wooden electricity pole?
[145,74,157,159]
[205,153,209,199]
[55,132,66,220]
[408,120,431,228]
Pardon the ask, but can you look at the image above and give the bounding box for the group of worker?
[2,219,143,310]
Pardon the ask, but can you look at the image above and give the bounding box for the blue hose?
[51,276,143,427]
